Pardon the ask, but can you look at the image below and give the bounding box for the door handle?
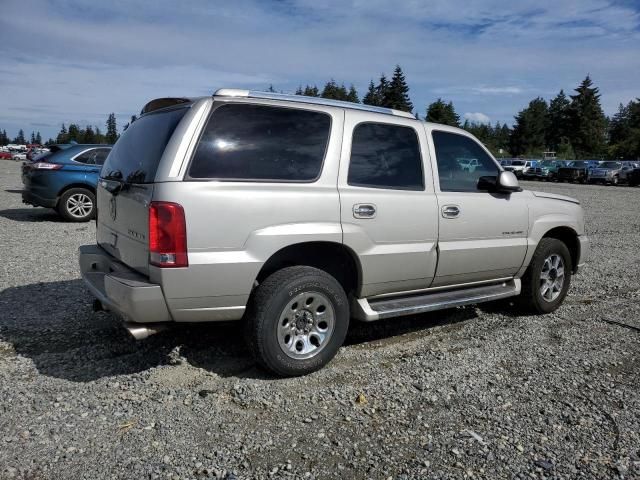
[441,205,460,218]
[353,204,376,219]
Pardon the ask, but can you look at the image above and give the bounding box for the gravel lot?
[1,159,639,480]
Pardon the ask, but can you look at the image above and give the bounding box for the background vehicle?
[79,90,588,377]
[535,160,565,181]
[588,161,624,185]
[627,167,640,187]
[503,159,527,177]
[557,160,590,183]
[521,160,540,179]
[619,163,640,183]
[22,144,112,221]
[0,151,12,160]
[12,152,27,161]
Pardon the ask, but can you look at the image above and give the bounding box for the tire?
[518,238,572,314]
[612,176,619,186]
[245,266,350,377]
[57,188,96,222]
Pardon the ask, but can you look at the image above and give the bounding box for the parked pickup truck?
[79,89,589,376]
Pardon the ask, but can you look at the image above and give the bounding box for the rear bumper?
[79,244,172,323]
[22,189,57,208]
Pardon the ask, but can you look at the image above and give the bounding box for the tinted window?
[102,107,187,183]
[93,148,111,165]
[188,104,330,181]
[432,131,499,192]
[74,149,98,165]
[348,123,423,190]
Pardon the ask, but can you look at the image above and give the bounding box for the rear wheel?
[57,188,95,222]
[518,238,572,314]
[245,266,350,377]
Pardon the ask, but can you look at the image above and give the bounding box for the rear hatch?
[97,106,189,276]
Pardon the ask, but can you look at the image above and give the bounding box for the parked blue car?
[22,144,112,221]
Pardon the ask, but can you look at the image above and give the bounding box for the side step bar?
[352,279,521,322]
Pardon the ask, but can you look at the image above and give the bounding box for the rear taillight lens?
[149,202,188,268]
[33,162,62,170]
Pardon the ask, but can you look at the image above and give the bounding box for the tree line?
[1,66,638,159]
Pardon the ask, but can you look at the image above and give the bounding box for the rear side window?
[74,148,110,165]
[348,123,423,190]
[102,107,187,183]
[188,104,331,181]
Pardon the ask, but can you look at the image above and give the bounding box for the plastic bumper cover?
[78,244,172,323]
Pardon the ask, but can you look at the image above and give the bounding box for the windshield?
[510,160,525,166]
[102,106,188,183]
[568,161,586,167]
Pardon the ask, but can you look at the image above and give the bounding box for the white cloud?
[464,112,491,124]
[0,0,638,139]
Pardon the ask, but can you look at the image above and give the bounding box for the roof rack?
[213,88,416,119]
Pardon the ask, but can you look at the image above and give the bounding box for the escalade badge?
[109,196,117,221]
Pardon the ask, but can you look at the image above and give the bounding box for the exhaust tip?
[124,322,168,340]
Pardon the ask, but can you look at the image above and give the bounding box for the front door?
[427,128,529,287]
[338,111,440,298]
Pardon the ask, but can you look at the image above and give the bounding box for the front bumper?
[576,235,589,273]
[79,244,172,324]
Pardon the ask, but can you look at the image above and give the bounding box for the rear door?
[97,107,189,275]
[338,111,439,298]
[428,129,529,287]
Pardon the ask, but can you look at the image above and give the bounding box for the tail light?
[33,162,63,170]
[149,202,188,268]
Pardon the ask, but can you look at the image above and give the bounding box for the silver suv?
[79,89,589,376]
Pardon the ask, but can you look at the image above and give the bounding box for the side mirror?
[478,171,522,193]
[497,171,522,193]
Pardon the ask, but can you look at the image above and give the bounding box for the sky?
[1,0,639,141]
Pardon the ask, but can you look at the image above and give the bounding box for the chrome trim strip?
[367,277,514,300]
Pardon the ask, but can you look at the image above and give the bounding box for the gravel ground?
[0,159,639,480]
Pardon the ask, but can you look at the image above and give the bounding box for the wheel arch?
[56,183,96,203]
[541,226,580,273]
[255,241,362,296]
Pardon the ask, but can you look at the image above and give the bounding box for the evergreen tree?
[384,65,413,112]
[302,85,320,97]
[106,113,118,144]
[14,129,26,144]
[0,129,7,145]
[546,90,572,151]
[30,131,36,144]
[267,84,276,93]
[346,85,360,103]
[295,86,303,95]
[376,74,390,106]
[67,124,81,142]
[568,76,607,158]
[426,98,460,126]
[320,80,350,101]
[56,124,68,144]
[82,125,96,143]
[362,80,380,106]
[609,99,640,159]
[35,132,42,144]
[509,97,549,156]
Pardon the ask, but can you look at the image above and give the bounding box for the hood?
[532,191,580,205]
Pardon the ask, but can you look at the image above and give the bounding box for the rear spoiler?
[140,98,192,115]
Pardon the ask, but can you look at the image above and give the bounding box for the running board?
[352,279,521,322]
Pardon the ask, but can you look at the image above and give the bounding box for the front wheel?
[518,238,572,314]
[57,188,96,222]
[245,266,350,377]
